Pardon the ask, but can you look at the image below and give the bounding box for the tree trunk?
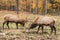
[36,0,38,14]
[43,0,47,15]
[16,0,19,14]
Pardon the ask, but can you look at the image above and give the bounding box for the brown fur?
[29,16,56,35]
[3,14,27,29]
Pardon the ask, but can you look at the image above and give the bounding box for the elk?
[29,16,56,35]
[3,14,27,29]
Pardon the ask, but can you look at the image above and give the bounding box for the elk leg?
[50,26,54,35]
[3,21,6,29]
[7,22,9,29]
[53,25,56,35]
[37,25,41,33]
[41,26,43,34]
[16,23,18,29]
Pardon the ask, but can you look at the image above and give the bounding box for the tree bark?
[36,0,38,14]
[43,0,47,15]
[16,0,19,14]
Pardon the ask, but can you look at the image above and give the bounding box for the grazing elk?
[29,16,56,35]
[3,14,27,29]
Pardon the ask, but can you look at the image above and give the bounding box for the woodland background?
[0,0,60,15]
